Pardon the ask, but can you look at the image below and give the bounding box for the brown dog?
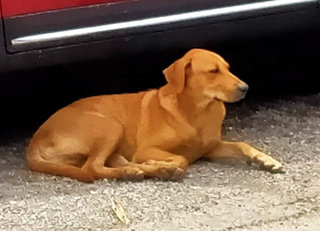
[27,49,283,182]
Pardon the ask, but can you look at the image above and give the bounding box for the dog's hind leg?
[81,121,144,180]
[27,148,95,182]
[27,112,143,181]
[83,150,145,180]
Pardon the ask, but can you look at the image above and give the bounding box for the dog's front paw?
[122,167,145,180]
[251,154,284,173]
[158,166,186,180]
[261,158,283,173]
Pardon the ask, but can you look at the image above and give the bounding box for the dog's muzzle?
[238,83,249,98]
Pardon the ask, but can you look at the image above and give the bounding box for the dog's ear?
[163,57,191,94]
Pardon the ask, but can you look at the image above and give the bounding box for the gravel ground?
[1,93,320,231]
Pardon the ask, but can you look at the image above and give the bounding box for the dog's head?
[163,49,248,103]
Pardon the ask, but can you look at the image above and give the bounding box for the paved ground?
[1,93,320,231]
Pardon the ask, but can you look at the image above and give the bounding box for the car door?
[2,0,317,52]
[0,0,318,71]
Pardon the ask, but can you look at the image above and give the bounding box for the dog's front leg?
[205,141,283,172]
[132,148,189,179]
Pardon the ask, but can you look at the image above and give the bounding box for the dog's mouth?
[232,91,247,102]
[219,91,248,103]
[205,88,248,103]
[239,91,247,99]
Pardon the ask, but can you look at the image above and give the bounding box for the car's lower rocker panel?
[10,0,317,50]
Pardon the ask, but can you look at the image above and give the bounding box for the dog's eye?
[209,68,219,73]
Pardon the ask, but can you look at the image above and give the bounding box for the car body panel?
[0,0,319,72]
[0,0,121,17]
[5,0,317,52]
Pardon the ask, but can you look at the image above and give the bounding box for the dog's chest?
[179,104,225,159]
[172,132,218,163]
[171,114,223,162]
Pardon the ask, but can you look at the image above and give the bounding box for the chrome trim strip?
[11,0,316,47]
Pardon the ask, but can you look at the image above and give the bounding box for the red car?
[0,0,319,72]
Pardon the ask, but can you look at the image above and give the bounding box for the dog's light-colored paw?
[158,167,186,180]
[123,168,145,180]
[249,154,284,173]
[171,167,186,179]
[258,155,284,173]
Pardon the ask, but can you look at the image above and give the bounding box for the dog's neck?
[159,85,225,123]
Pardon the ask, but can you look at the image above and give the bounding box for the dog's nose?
[238,84,249,93]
